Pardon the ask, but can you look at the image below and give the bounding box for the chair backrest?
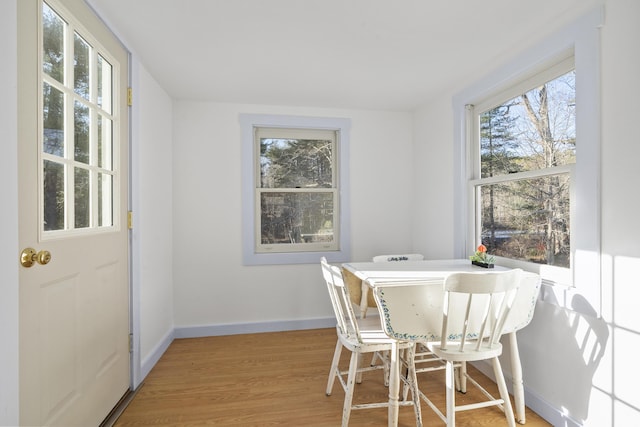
[440,269,522,351]
[321,257,362,341]
[372,253,424,263]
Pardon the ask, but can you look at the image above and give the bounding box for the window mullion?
[64,20,75,230]
[470,164,573,186]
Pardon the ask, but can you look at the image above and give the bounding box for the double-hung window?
[240,114,351,265]
[468,57,575,283]
[456,7,602,295]
[256,127,338,253]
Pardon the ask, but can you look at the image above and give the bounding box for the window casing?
[454,7,602,298]
[240,114,351,265]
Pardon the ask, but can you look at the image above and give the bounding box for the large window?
[240,114,351,265]
[455,8,602,293]
[470,61,575,270]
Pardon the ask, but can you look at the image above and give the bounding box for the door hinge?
[127,211,133,229]
[129,333,133,353]
[127,87,133,106]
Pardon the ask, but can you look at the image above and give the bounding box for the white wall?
[171,102,414,333]
[411,93,456,260]
[131,63,175,382]
[598,0,640,424]
[413,0,640,425]
[0,0,20,424]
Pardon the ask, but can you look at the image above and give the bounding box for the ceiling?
[86,0,596,111]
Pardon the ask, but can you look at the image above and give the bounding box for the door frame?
[0,0,20,424]
[83,0,143,391]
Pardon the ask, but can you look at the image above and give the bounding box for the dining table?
[342,259,541,427]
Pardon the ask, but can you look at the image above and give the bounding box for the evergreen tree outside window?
[256,127,339,253]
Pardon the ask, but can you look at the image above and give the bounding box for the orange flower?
[477,244,487,253]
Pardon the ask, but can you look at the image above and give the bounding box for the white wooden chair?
[432,270,521,426]
[320,257,423,426]
[374,269,522,426]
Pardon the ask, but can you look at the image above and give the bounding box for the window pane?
[97,55,112,114]
[42,2,64,83]
[260,192,334,244]
[44,160,64,231]
[480,173,570,268]
[97,114,112,169]
[74,32,90,99]
[98,172,113,226]
[43,81,64,156]
[41,1,120,235]
[480,71,575,178]
[74,167,90,228]
[74,100,89,163]
[260,138,333,188]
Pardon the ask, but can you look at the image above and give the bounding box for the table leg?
[356,281,369,384]
[387,341,400,427]
[509,331,526,424]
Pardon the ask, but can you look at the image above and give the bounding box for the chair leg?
[342,352,359,427]
[491,357,516,427]
[405,346,423,427]
[326,339,343,395]
[372,350,390,386]
[445,361,456,426]
[383,350,390,386]
[459,361,467,393]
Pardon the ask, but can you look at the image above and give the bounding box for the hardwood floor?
[114,328,551,426]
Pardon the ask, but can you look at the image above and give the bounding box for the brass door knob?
[20,248,52,268]
[37,250,52,265]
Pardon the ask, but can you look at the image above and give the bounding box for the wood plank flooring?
[113,328,551,426]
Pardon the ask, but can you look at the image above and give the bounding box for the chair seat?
[336,321,413,352]
[430,342,503,362]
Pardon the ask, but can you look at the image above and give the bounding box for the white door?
[17,0,130,425]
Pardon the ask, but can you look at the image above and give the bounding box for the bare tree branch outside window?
[479,71,575,267]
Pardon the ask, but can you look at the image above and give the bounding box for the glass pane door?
[42,1,116,233]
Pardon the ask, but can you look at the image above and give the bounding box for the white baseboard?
[140,328,174,382]
[174,317,336,339]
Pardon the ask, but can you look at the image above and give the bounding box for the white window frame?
[453,7,603,312]
[468,56,576,286]
[240,114,351,265]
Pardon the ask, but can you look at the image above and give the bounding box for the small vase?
[472,260,494,268]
